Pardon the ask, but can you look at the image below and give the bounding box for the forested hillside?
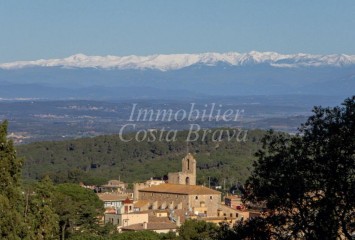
[17,129,266,187]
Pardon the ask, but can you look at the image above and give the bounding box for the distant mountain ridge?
[0,51,354,99]
[1,51,355,71]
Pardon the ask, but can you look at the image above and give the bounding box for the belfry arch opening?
[185,177,190,185]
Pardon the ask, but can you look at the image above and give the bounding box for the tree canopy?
[178,219,219,240]
[54,183,104,239]
[17,128,264,186]
[1,120,106,239]
[0,120,27,239]
[242,96,355,239]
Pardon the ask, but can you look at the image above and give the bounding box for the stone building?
[133,153,196,201]
[104,198,149,228]
[138,183,221,218]
[133,153,226,221]
[224,194,244,210]
[168,153,196,185]
[133,178,165,201]
[122,222,178,234]
[97,193,132,209]
[100,180,127,193]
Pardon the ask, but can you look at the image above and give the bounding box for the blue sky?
[0,0,354,63]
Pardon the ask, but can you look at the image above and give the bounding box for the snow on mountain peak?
[1,51,355,70]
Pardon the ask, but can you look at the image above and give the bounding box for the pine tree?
[0,120,27,239]
[25,176,59,240]
[53,183,104,239]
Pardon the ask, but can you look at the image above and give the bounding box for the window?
[195,196,198,200]
[210,196,213,200]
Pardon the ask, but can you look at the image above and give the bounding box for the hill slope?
[17,129,265,187]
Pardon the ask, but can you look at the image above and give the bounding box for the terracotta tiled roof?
[122,222,177,231]
[104,207,117,214]
[201,216,235,221]
[123,197,133,204]
[97,193,131,202]
[218,204,240,212]
[148,211,171,223]
[173,209,188,223]
[139,184,221,195]
[120,212,148,215]
[134,200,149,208]
[225,195,242,201]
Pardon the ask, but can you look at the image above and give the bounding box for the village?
[81,153,262,234]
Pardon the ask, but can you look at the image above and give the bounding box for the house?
[97,193,132,210]
[121,222,178,234]
[104,211,149,228]
[100,180,127,193]
[122,208,179,233]
[224,194,244,210]
[104,198,149,228]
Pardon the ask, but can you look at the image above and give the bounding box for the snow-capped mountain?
[0,51,354,99]
[1,51,355,71]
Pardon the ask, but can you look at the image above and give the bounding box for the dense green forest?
[17,128,265,186]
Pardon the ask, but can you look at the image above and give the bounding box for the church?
[168,153,196,185]
[135,153,221,219]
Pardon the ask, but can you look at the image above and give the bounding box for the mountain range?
[0,51,354,99]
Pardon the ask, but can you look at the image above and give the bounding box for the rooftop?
[97,193,131,202]
[101,180,126,188]
[122,222,177,231]
[134,200,149,208]
[139,183,221,195]
[225,195,242,200]
[123,198,133,204]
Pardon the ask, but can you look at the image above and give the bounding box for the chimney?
[143,222,147,229]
